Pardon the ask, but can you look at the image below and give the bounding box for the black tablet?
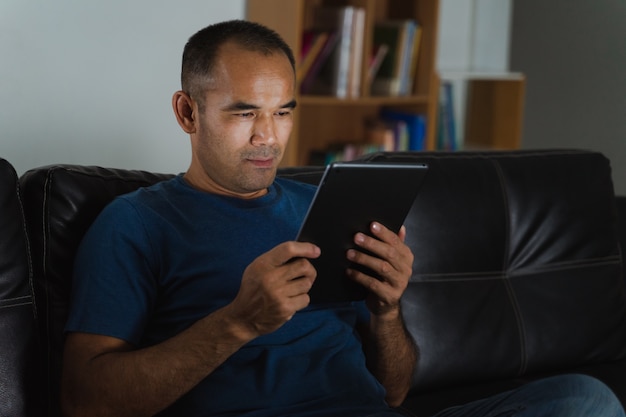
[296,161,428,303]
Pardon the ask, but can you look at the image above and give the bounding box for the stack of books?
[299,5,365,98]
[307,108,427,165]
[297,9,422,99]
[370,19,423,96]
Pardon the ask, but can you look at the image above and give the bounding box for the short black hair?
[181,19,295,103]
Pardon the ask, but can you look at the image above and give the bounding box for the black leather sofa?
[0,158,41,417]
[2,149,626,417]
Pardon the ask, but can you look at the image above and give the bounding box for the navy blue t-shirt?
[66,175,391,417]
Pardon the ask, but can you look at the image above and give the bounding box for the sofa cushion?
[0,158,40,417]
[19,165,175,417]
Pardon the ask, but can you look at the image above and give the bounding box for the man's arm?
[347,222,418,406]
[61,241,320,417]
[62,307,256,417]
[358,306,418,407]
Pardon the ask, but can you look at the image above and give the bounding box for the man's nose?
[251,114,276,146]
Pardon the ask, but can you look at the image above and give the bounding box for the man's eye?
[276,110,292,117]
[237,112,255,118]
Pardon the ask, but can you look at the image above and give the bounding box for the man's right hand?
[225,241,321,338]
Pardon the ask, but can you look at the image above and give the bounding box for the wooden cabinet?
[464,75,525,150]
[440,71,526,150]
[247,0,441,166]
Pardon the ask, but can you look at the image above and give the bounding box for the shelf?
[439,70,525,81]
[298,94,431,106]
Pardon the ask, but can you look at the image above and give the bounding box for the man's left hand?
[346,222,414,316]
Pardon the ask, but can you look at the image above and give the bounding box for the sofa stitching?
[412,256,622,282]
[507,256,622,276]
[0,296,33,309]
[492,158,528,377]
[41,167,55,415]
[8,158,38,321]
[16,175,38,319]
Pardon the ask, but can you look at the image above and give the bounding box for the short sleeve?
[65,197,158,346]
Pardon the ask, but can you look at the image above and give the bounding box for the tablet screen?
[296,161,428,303]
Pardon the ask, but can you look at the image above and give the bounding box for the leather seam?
[412,256,622,282]
[492,159,529,378]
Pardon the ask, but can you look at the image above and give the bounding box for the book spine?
[348,7,366,98]
[333,7,356,98]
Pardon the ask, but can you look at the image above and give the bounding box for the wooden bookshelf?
[247,0,441,166]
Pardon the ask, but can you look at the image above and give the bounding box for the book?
[397,20,417,96]
[299,31,339,95]
[406,23,423,94]
[366,43,389,88]
[364,117,395,151]
[371,19,421,97]
[437,81,457,150]
[400,20,422,95]
[309,6,357,98]
[379,108,426,151]
[300,30,318,60]
[308,142,390,165]
[371,20,410,96]
[348,7,366,98]
[297,31,330,83]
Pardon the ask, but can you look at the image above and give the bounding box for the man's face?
[186,42,296,199]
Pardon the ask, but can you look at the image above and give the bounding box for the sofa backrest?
[0,158,41,417]
[358,149,626,392]
[19,165,174,417]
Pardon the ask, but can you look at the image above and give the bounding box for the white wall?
[436,0,513,146]
[0,0,245,175]
[437,0,512,73]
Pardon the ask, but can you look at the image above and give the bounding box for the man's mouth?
[244,148,281,168]
[246,157,274,168]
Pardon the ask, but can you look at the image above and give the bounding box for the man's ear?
[172,90,196,134]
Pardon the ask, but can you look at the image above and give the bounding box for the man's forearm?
[364,307,418,407]
[61,304,257,417]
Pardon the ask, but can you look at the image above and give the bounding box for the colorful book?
[379,108,426,151]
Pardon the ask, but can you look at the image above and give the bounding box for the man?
[61,19,625,417]
[61,19,415,417]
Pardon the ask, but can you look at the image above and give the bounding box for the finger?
[284,258,317,286]
[398,225,407,242]
[347,267,379,290]
[269,241,321,267]
[347,248,396,283]
[369,222,402,246]
[353,232,400,271]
